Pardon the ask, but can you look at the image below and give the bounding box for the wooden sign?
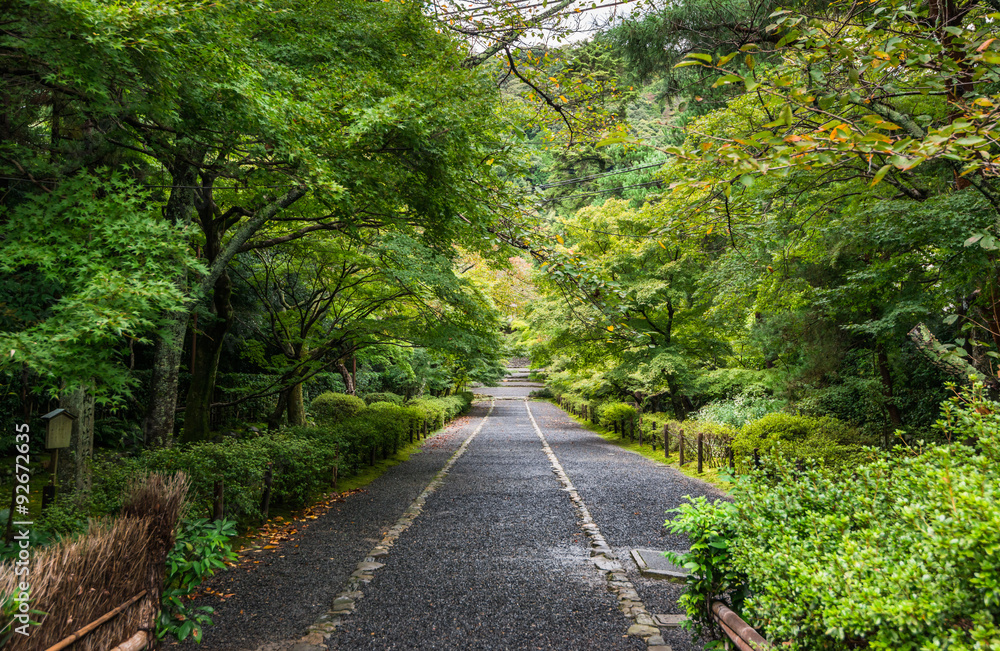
[42,408,76,449]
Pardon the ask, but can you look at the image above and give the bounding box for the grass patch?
[549,402,732,492]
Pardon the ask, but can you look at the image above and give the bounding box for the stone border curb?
[525,400,670,651]
[288,400,495,650]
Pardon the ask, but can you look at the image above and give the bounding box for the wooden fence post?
[213,480,224,521]
[613,420,618,436]
[728,446,734,471]
[663,425,669,458]
[333,443,340,489]
[697,432,704,474]
[679,430,685,466]
[423,419,429,439]
[638,421,643,447]
[409,420,414,444]
[261,463,273,522]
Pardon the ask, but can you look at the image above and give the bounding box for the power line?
[539,180,663,201]
[536,158,670,189]
[0,176,298,190]
[543,217,657,240]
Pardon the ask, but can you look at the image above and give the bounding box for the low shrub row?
[555,391,863,470]
[83,391,474,526]
[667,384,1000,650]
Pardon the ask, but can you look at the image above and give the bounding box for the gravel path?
[530,401,726,651]
[325,399,645,651]
[192,407,487,651]
[190,388,723,651]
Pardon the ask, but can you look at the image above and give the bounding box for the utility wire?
[536,159,670,189]
[0,175,298,190]
[539,180,663,201]
[542,217,657,240]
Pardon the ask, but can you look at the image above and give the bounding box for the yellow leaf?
[559,95,569,102]
[556,235,564,244]
[706,224,714,235]
[607,325,614,332]
[658,241,666,249]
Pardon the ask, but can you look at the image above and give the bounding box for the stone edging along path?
[286,400,496,650]
[524,400,672,651]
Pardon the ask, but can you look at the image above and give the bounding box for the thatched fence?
[0,473,188,650]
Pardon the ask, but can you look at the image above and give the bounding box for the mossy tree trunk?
[58,379,94,501]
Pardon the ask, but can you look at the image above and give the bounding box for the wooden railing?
[711,601,772,651]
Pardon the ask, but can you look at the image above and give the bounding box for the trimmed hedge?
[598,402,637,428]
[88,393,475,525]
[311,392,366,424]
[408,392,473,428]
[732,413,865,468]
[363,392,404,406]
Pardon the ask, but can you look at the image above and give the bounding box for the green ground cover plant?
[667,384,1000,650]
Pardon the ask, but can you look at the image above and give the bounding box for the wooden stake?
[697,432,704,474]
[260,463,273,521]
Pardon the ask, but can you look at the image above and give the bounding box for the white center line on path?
[281,399,496,651]
[524,399,671,651]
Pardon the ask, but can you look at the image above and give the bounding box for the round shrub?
[311,392,366,424]
[599,402,637,427]
[733,413,864,466]
[363,392,404,406]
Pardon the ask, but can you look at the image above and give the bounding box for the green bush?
[158,518,238,643]
[355,401,408,453]
[80,394,474,529]
[36,492,88,538]
[694,389,786,429]
[598,402,636,428]
[251,433,340,508]
[668,383,1000,650]
[311,392,366,424]
[732,413,865,468]
[363,392,404,406]
[408,393,472,429]
[665,497,747,643]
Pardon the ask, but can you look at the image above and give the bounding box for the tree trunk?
[182,271,235,443]
[286,345,308,426]
[336,359,356,395]
[57,379,94,501]
[143,159,201,447]
[143,314,187,447]
[666,376,687,421]
[287,381,306,426]
[876,343,903,430]
[267,389,290,431]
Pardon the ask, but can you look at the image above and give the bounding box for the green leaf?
[871,164,893,186]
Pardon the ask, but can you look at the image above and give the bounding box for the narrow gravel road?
[192,386,720,651]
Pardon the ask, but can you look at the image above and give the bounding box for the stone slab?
[630,549,690,581]
[653,613,688,628]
